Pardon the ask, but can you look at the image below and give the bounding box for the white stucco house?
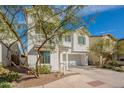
[26,8,90,72]
[27,26,90,72]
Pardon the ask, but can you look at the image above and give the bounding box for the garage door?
[68,54,82,66]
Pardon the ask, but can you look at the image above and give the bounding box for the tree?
[26,5,97,76]
[90,39,114,66]
[0,5,96,77]
[0,6,38,78]
[114,40,124,60]
[0,6,26,55]
[0,6,35,64]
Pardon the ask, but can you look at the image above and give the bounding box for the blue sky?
[16,5,124,40]
[81,5,124,39]
[15,5,124,53]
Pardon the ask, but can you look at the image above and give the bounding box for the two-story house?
[117,39,124,62]
[26,7,90,72]
[27,27,90,72]
[89,34,117,65]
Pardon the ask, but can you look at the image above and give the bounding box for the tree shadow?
[16,76,36,83]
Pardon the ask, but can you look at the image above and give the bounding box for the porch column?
[66,53,69,70]
[58,50,62,72]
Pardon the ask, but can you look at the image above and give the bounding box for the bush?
[0,71,21,82]
[38,65,51,74]
[0,82,11,88]
[112,67,124,72]
[0,65,10,75]
[108,61,120,67]
[102,64,114,69]
[102,63,124,72]
[95,61,101,67]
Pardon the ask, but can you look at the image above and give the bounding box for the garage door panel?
[68,54,81,66]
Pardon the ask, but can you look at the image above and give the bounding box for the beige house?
[89,34,117,65]
[117,39,124,62]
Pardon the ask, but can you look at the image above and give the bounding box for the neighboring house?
[0,42,20,66]
[89,34,117,65]
[0,31,19,66]
[27,26,90,72]
[117,39,124,62]
[0,42,9,66]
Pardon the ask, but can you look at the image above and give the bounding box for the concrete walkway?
[35,66,124,88]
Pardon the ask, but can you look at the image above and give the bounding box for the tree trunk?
[99,55,103,67]
[58,50,61,73]
[35,52,40,77]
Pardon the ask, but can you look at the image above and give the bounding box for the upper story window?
[78,36,86,45]
[65,35,71,42]
[96,39,102,42]
[59,35,62,42]
[106,39,110,47]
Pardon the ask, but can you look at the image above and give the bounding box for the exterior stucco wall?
[81,53,88,65]
[50,51,59,71]
[2,44,8,66]
[0,42,20,67]
[28,55,37,67]
[28,46,38,67]
[0,43,10,66]
[103,35,116,52]
[28,50,60,71]
[117,40,124,61]
[63,42,72,48]
[72,32,89,52]
[0,44,2,65]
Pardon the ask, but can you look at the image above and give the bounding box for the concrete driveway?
[36,66,124,88]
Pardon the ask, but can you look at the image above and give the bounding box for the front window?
[65,35,71,42]
[78,36,86,45]
[40,51,50,64]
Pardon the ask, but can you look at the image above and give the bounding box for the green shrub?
[0,66,10,75]
[112,67,124,72]
[38,65,51,74]
[103,64,124,72]
[0,71,21,82]
[108,61,120,67]
[95,61,100,66]
[102,64,114,69]
[0,82,11,88]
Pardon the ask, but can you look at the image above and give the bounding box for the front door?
[40,51,50,64]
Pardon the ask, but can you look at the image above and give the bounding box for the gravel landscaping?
[12,72,79,88]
